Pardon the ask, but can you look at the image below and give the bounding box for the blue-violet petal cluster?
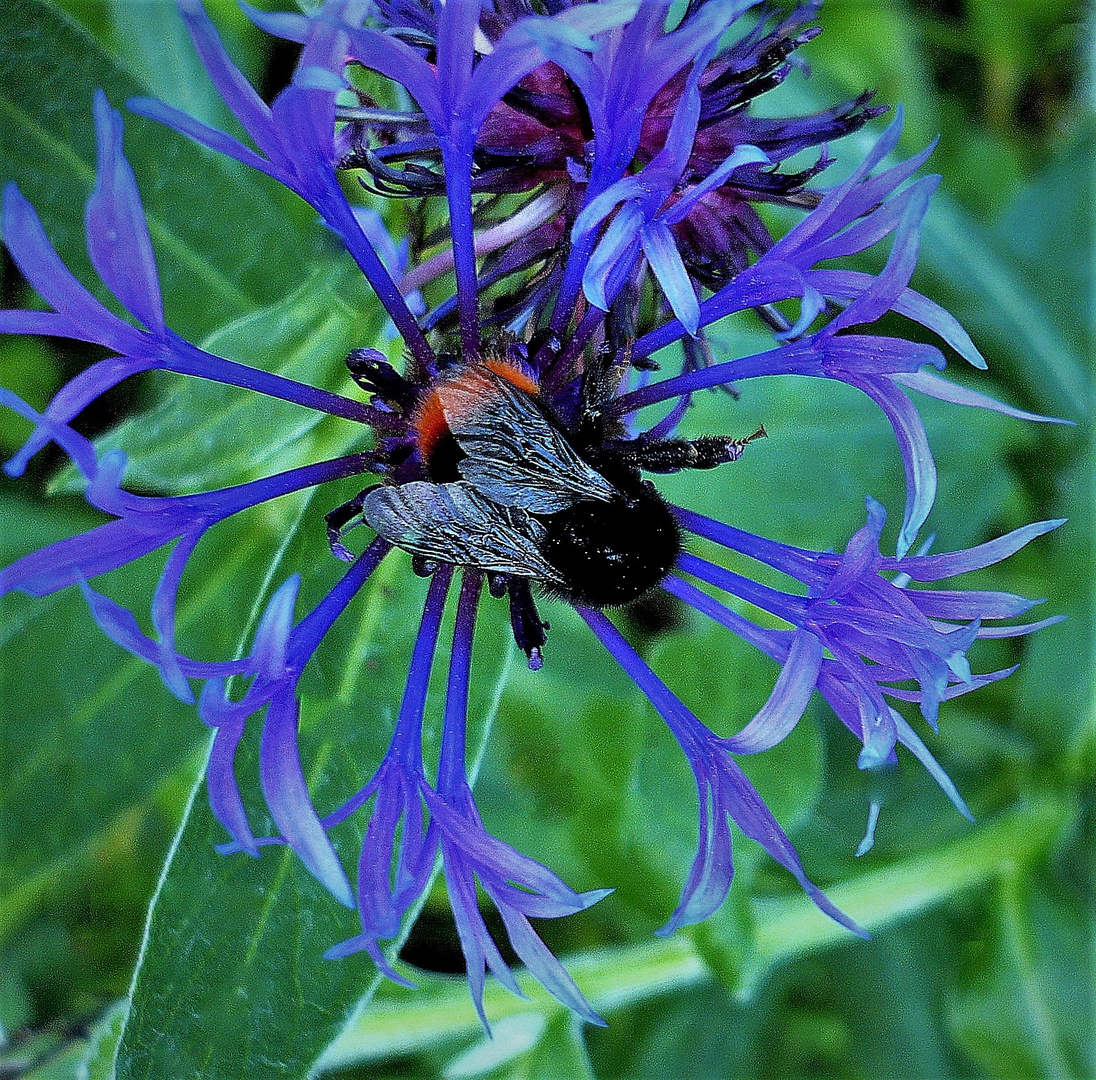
[0,0,1063,1026]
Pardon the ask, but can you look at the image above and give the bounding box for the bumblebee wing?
[438,367,616,514]
[362,481,565,583]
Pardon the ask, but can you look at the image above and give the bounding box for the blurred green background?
[0,1,1090,1078]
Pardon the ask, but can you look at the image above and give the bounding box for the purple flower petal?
[343,26,442,128]
[2,185,144,355]
[715,745,869,939]
[819,497,886,599]
[663,144,771,225]
[0,310,92,343]
[888,519,1065,580]
[127,97,275,178]
[201,681,259,857]
[769,109,916,257]
[847,376,936,557]
[912,589,1041,620]
[435,1,477,123]
[572,174,647,246]
[176,0,281,162]
[803,174,936,270]
[821,335,946,377]
[642,220,699,335]
[87,92,164,337]
[811,271,987,369]
[148,534,202,701]
[250,576,301,680]
[678,550,806,624]
[444,850,526,1030]
[436,572,481,795]
[426,788,593,908]
[722,630,822,753]
[466,6,627,135]
[5,355,157,476]
[0,387,100,481]
[664,574,789,661]
[237,4,311,45]
[891,712,973,821]
[582,202,643,311]
[855,800,883,857]
[656,774,734,934]
[822,176,937,334]
[975,615,1064,638]
[0,518,168,597]
[259,686,354,907]
[893,370,1073,424]
[579,606,863,938]
[324,929,417,988]
[496,903,607,1027]
[79,580,189,701]
[286,540,391,672]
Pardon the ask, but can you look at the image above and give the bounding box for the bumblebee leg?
[606,427,767,474]
[412,554,444,577]
[325,485,379,562]
[346,349,418,410]
[507,578,550,671]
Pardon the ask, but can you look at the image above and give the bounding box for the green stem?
[319,793,1072,1071]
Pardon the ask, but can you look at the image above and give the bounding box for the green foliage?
[0,0,326,342]
[0,1,1089,1078]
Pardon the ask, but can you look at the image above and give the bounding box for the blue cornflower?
[0,0,1064,1027]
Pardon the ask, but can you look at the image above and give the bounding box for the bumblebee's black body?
[538,476,680,608]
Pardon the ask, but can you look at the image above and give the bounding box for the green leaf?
[586,981,768,1080]
[1014,446,1090,757]
[439,1012,596,1080]
[0,957,31,1035]
[0,0,327,341]
[13,1043,87,1080]
[320,936,708,1072]
[770,922,959,1080]
[111,548,514,1080]
[83,1002,129,1080]
[0,335,60,455]
[792,0,940,150]
[103,0,244,131]
[0,471,378,1003]
[477,605,656,919]
[769,74,1088,420]
[0,495,213,949]
[994,126,1092,350]
[0,1000,129,1080]
[947,872,1088,1080]
[921,192,1089,418]
[525,1013,597,1080]
[660,320,1038,557]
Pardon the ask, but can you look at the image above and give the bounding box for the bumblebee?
[328,347,763,662]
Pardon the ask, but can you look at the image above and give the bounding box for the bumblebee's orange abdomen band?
[414,390,449,462]
[414,360,540,462]
[481,357,540,396]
